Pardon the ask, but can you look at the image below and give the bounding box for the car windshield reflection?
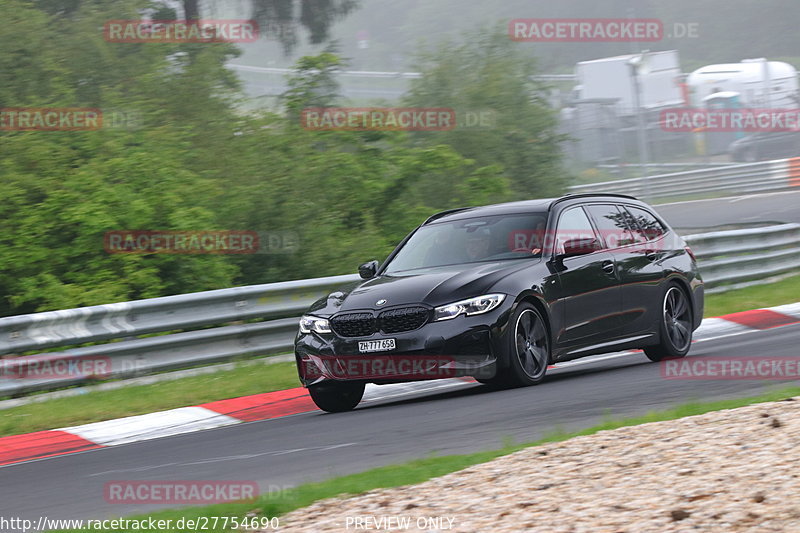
[384,213,548,274]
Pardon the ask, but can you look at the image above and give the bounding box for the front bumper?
[294,300,514,386]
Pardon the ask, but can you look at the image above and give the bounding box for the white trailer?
[687,60,799,108]
[573,50,684,114]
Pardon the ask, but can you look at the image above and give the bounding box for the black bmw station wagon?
[295,194,704,412]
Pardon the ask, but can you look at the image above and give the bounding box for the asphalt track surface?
[3,323,800,523]
[655,190,800,229]
[3,191,799,525]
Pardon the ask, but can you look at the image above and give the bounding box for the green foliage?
[0,3,566,317]
[0,0,242,315]
[404,27,568,197]
[248,0,361,54]
[281,47,347,120]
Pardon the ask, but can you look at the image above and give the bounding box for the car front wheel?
[645,284,693,362]
[308,382,365,412]
[489,302,550,387]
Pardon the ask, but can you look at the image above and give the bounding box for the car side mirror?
[559,238,602,258]
[358,260,379,280]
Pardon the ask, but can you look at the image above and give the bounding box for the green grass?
[1,275,798,438]
[0,361,300,437]
[55,385,800,532]
[703,274,800,318]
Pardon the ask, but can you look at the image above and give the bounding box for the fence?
[569,158,800,202]
[685,224,800,292]
[595,162,736,176]
[1,224,798,396]
[0,275,358,396]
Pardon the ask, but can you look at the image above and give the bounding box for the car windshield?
[384,213,548,274]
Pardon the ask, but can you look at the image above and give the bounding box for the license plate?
[358,339,396,353]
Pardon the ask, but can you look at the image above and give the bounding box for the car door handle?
[601,260,615,274]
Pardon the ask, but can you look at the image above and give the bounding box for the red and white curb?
[1,303,799,468]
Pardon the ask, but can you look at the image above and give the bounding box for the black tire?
[491,302,550,387]
[645,284,693,362]
[475,373,507,387]
[308,382,365,412]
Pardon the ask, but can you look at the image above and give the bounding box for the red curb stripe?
[5,305,797,467]
[788,157,800,187]
[200,387,318,422]
[719,309,800,330]
[0,430,102,466]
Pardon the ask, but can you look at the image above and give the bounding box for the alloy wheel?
[663,287,692,352]
[515,309,549,379]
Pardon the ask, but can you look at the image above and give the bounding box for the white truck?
[686,59,799,108]
[572,50,684,114]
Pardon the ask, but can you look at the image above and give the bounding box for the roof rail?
[550,192,638,208]
[423,207,472,224]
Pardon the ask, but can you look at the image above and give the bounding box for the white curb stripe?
[363,379,476,404]
[694,317,754,339]
[49,304,800,451]
[768,302,800,320]
[62,406,240,446]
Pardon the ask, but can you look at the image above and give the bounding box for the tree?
[404,26,569,197]
[178,0,359,54]
[281,46,346,120]
[250,0,360,54]
[216,51,512,283]
[0,0,241,314]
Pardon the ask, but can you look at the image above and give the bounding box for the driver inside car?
[465,228,492,261]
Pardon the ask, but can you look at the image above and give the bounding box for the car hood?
[307,259,540,316]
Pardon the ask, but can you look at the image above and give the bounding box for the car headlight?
[434,294,506,321]
[299,315,332,334]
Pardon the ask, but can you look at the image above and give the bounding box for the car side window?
[584,204,637,249]
[624,206,667,242]
[617,207,648,244]
[555,206,598,254]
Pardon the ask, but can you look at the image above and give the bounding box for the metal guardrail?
[0,275,359,396]
[0,274,357,355]
[227,64,576,83]
[1,225,798,396]
[570,158,800,201]
[685,223,800,292]
[595,162,737,176]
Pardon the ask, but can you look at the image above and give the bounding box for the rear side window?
[623,206,667,241]
[584,204,637,249]
[554,206,598,254]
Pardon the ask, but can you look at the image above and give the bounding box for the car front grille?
[330,313,377,337]
[330,307,430,337]
[379,306,429,334]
